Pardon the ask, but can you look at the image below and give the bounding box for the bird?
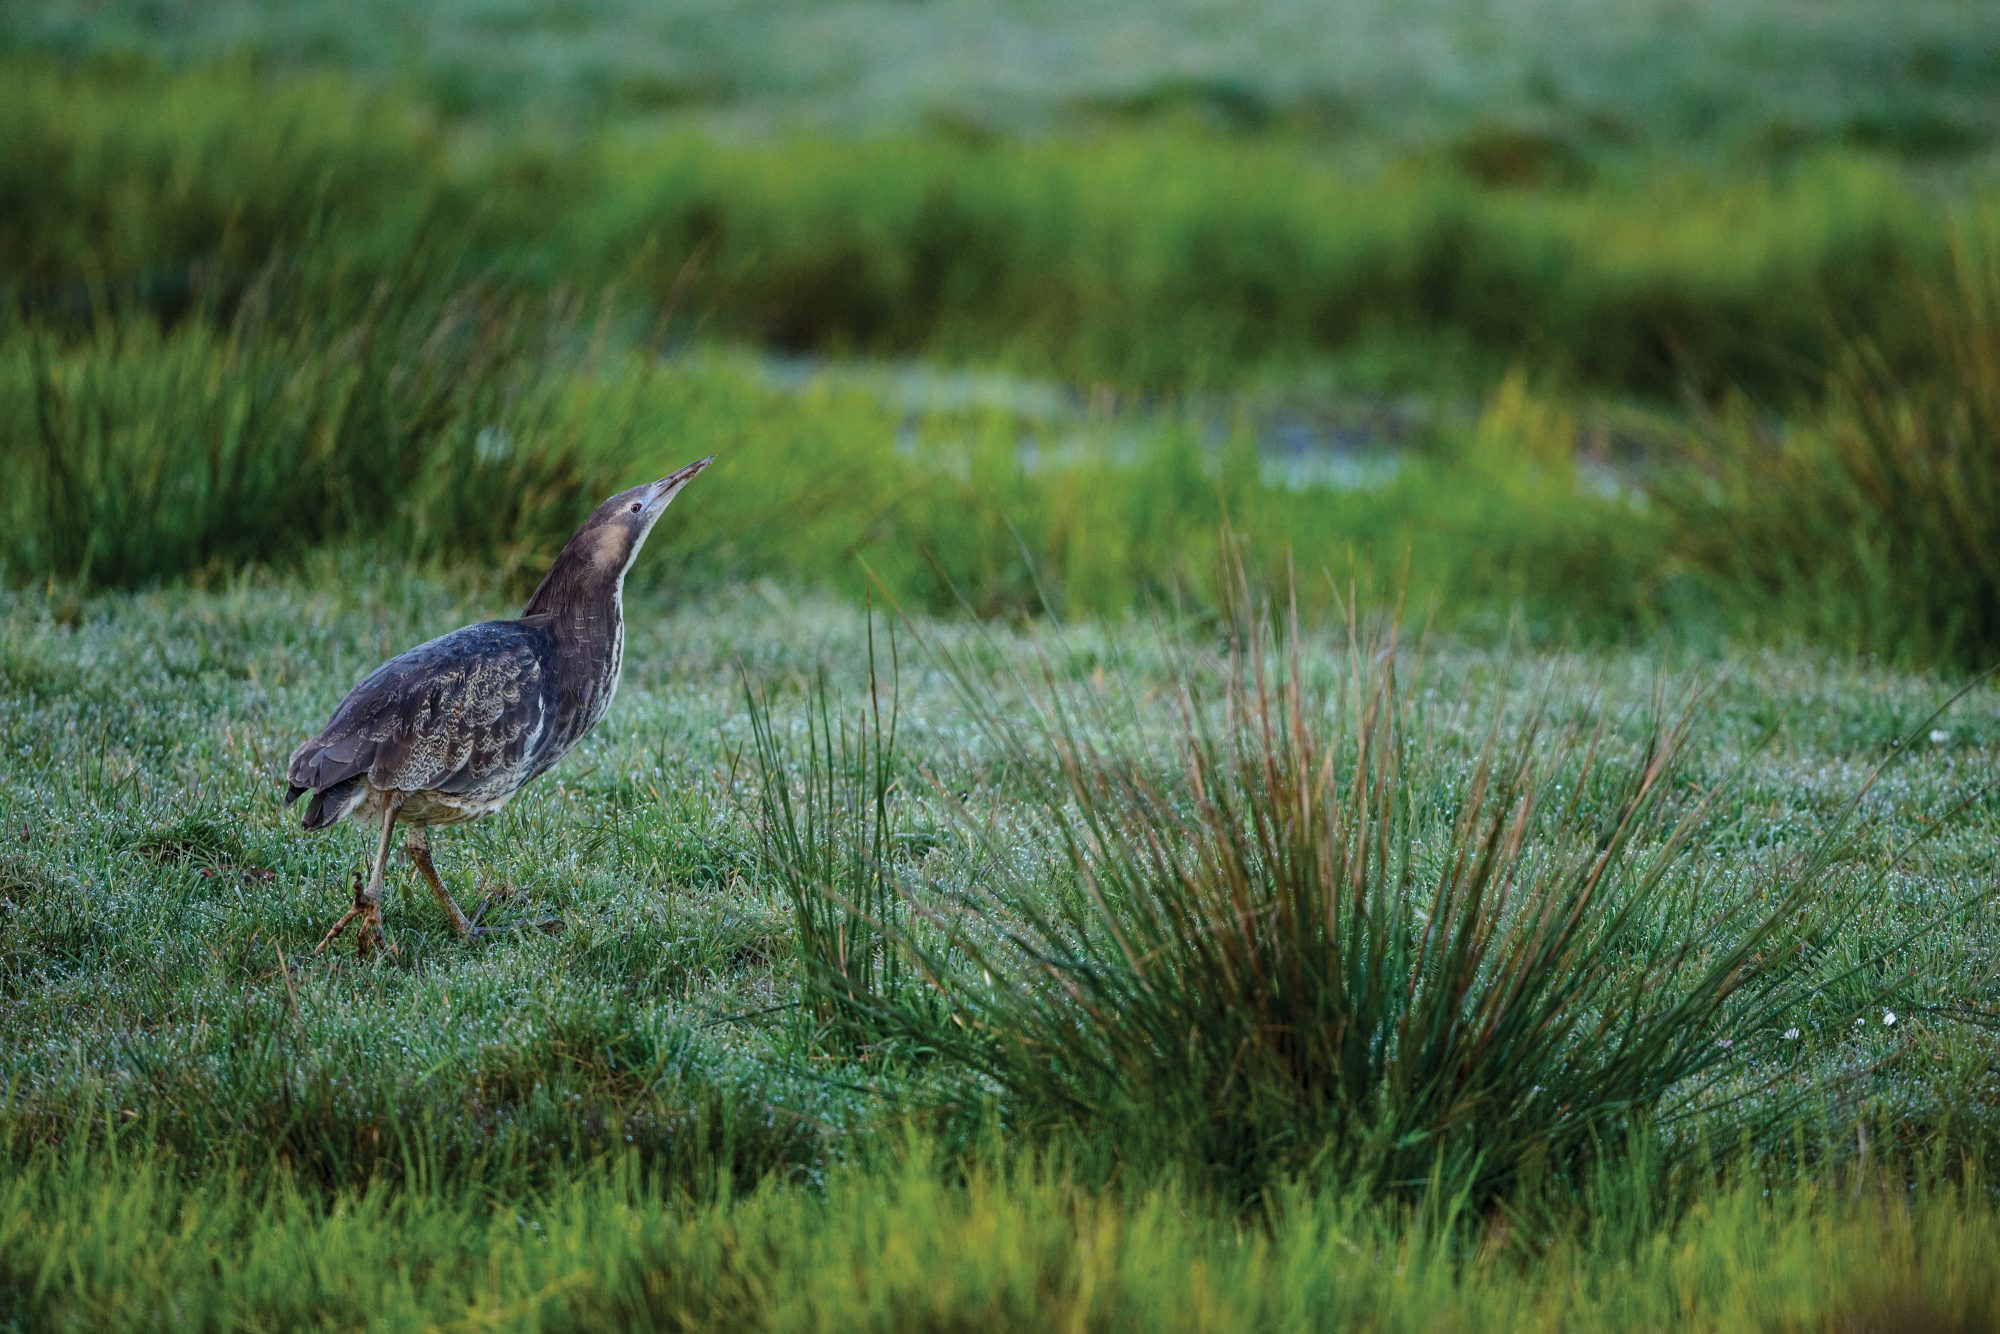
[284,456,714,955]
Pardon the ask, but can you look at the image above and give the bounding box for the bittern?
[285,457,714,955]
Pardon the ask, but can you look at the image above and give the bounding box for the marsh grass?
[13,60,2000,664]
[20,0,2000,160]
[1673,228,2000,666]
[0,59,448,300]
[0,272,609,586]
[0,265,1673,643]
[0,60,1967,402]
[850,571,1984,1201]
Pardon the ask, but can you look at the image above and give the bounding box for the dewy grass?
[1,572,1995,1325]
[746,615,935,1048]
[885,573,1987,1201]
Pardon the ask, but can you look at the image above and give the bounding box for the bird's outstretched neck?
[521,530,629,627]
[523,561,622,640]
[516,457,711,740]
[517,513,641,756]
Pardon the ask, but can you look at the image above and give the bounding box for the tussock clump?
[889,576,1919,1201]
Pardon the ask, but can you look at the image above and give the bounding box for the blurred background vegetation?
[5,1,2000,663]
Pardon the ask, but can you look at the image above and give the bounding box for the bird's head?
[526,456,715,616]
[582,456,715,573]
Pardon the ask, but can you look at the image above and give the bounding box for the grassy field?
[2,571,1997,1326]
[4,56,1987,401]
[6,0,2000,1327]
[11,0,2000,160]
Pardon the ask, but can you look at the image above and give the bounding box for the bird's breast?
[528,611,626,775]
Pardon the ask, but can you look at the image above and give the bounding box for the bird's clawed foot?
[465,887,565,939]
[315,872,395,958]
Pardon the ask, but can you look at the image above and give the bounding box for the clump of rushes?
[748,617,926,1050]
[895,570,1938,1203]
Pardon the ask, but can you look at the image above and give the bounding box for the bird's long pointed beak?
[645,456,715,512]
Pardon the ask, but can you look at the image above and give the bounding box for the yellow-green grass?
[5,1143,1999,1331]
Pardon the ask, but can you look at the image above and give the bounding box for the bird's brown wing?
[286,621,549,827]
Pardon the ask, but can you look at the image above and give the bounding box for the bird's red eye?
[630,502,642,513]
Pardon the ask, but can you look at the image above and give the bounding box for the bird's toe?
[464,889,564,939]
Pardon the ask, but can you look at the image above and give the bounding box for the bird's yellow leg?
[316,794,402,957]
[407,831,563,939]
[404,826,477,940]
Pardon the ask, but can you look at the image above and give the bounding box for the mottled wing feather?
[286,622,547,815]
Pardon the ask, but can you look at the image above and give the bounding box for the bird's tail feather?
[301,776,367,831]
